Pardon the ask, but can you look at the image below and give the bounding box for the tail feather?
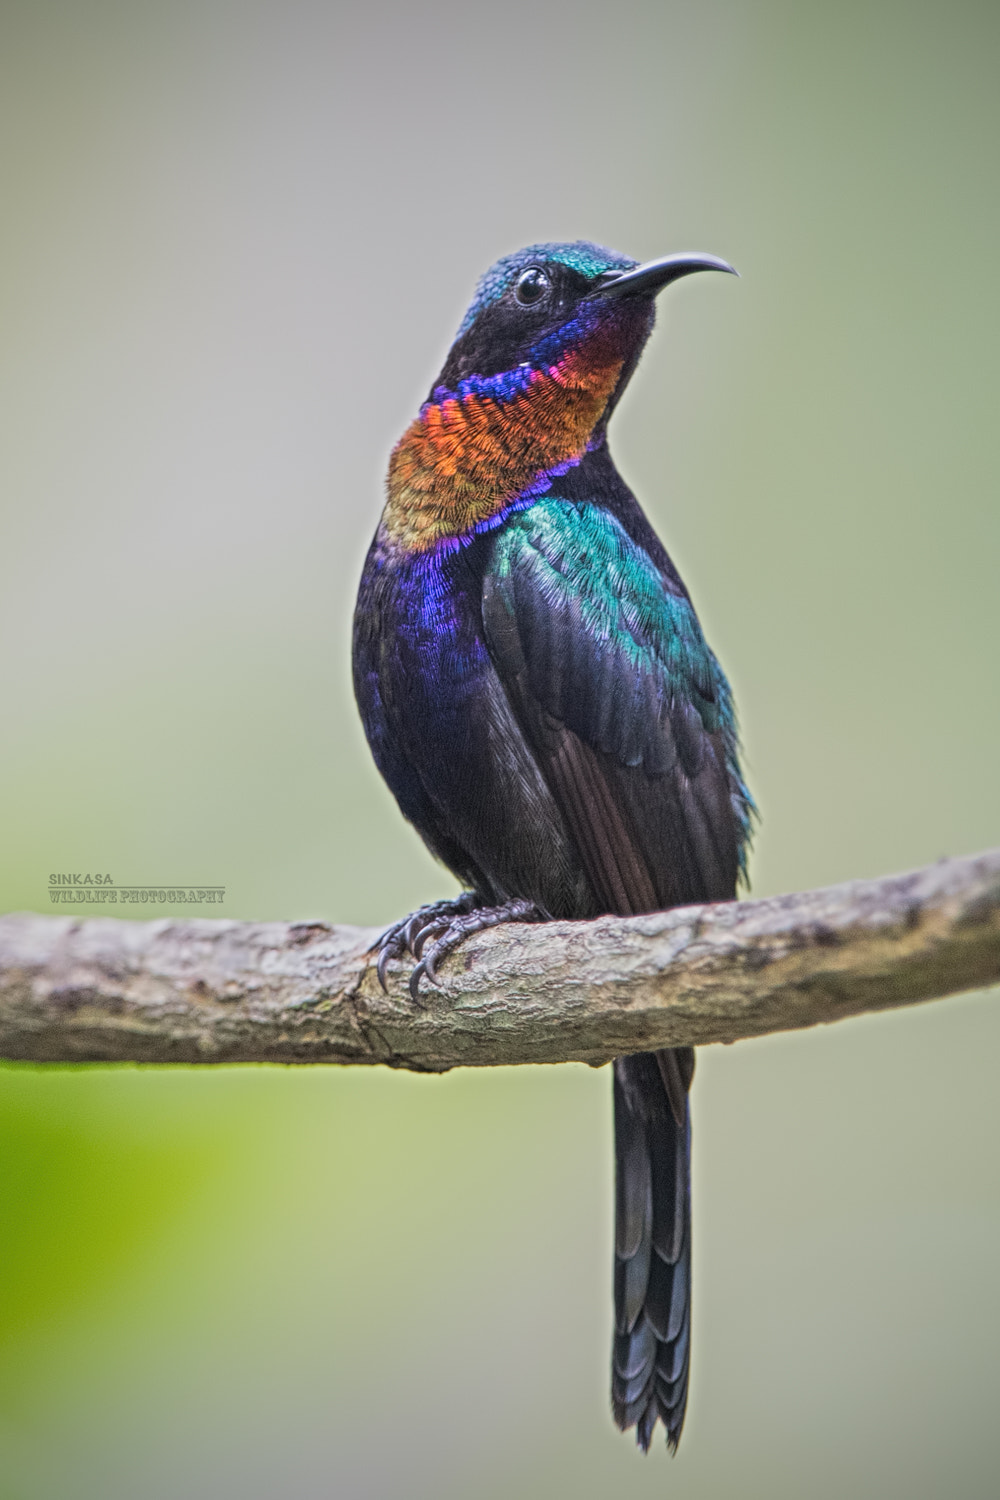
[612,1048,693,1453]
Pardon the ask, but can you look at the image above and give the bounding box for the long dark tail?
[612,1046,694,1452]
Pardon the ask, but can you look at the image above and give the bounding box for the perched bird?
[353,241,754,1452]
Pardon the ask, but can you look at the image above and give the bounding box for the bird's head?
[386,241,735,552]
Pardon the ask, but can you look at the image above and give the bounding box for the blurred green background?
[1,1,999,1496]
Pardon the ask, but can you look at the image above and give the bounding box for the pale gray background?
[1,2,999,1497]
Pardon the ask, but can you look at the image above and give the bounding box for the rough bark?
[1,849,998,1071]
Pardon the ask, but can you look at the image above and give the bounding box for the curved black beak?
[588,252,738,300]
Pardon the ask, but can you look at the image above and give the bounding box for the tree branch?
[2,849,998,1071]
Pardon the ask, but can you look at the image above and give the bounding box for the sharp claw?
[413,920,444,958]
[408,960,433,1003]
[422,944,443,985]
[403,914,424,953]
[376,945,393,993]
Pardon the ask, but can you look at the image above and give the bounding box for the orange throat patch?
[383,335,627,552]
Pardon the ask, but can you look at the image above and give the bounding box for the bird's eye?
[514,267,551,307]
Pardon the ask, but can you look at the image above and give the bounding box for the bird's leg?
[407,897,541,1001]
[374,891,478,992]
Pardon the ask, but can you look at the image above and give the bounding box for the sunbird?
[353,241,754,1451]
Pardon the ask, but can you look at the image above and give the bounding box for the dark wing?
[481,496,751,1451]
[481,497,749,914]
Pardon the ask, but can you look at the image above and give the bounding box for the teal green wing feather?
[481,497,751,913]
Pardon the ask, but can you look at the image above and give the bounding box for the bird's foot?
[375,894,542,1002]
[375,892,478,993]
[407,897,541,1000]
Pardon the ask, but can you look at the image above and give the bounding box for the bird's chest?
[366,537,497,756]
